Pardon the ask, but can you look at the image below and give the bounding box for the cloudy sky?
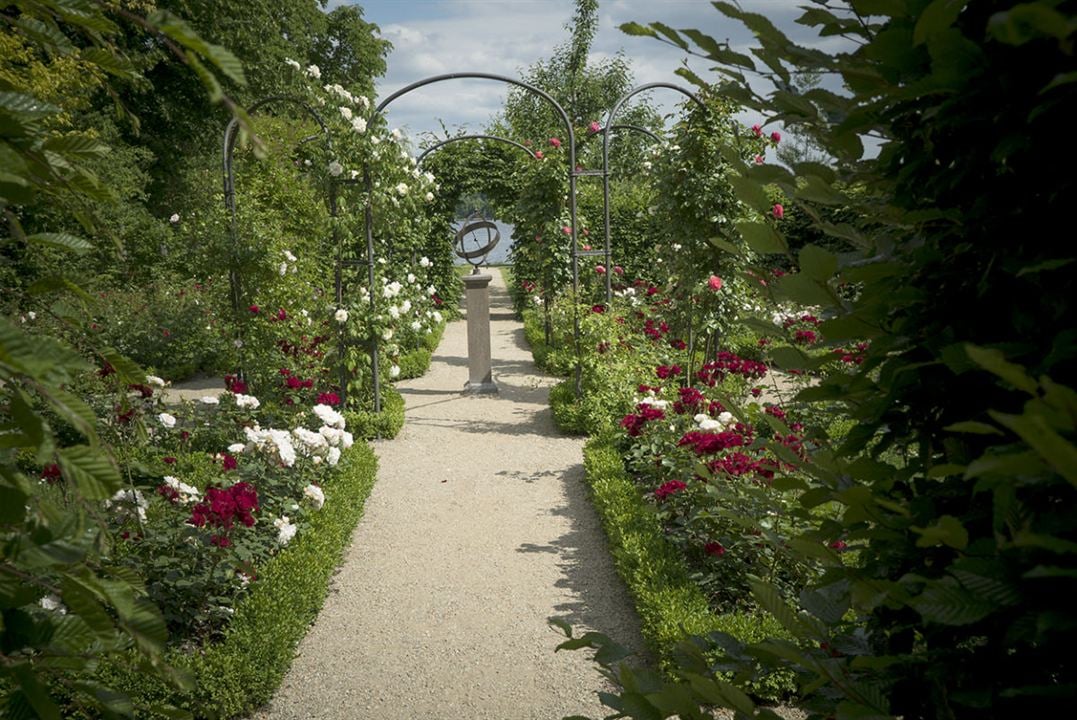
[328,0,834,144]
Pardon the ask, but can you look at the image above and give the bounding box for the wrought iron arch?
[416,133,538,165]
[221,96,335,382]
[361,73,581,411]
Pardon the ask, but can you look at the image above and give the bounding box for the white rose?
[340,106,353,121]
[327,446,341,466]
[304,483,326,510]
[328,160,343,177]
[395,182,408,196]
[389,365,401,378]
[228,443,247,453]
[698,419,722,431]
[284,58,301,70]
[274,516,297,545]
[200,396,219,405]
[234,394,260,409]
[158,413,176,428]
[423,171,435,184]
[718,411,735,425]
[391,128,402,140]
[425,191,434,202]
[335,308,349,323]
[169,213,180,224]
[279,262,288,276]
[411,321,422,331]
[305,64,321,79]
[382,328,393,340]
[352,116,367,134]
[146,375,165,388]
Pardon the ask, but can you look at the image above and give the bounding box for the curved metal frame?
[596,83,706,303]
[417,133,538,164]
[363,73,579,410]
[222,96,334,383]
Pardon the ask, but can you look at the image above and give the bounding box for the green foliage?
[549,379,588,435]
[566,1,1077,718]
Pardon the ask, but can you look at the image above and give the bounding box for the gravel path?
[256,270,644,719]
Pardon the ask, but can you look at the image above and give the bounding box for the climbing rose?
[328,160,343,177]
[248,305,259,314]
[548,137,561,148]
[169,213,180,224]
[708,275,723,291]
[591,304,605,314]
[534,150,544,160]
[771,131,781,144]
[561,225,571,235]
[751,124,762,137]
[613,265,624,276]
[588,121,601,134]
[335,308,348,323]
[595,265,606,274]
[754,154,764,165]
[772,203,785,220]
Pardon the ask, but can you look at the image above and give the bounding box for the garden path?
[256,269,645,719]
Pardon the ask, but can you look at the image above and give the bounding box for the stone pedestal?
[462,272,498,394]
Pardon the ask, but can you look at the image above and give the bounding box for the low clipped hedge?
[344,385,406,440]
[582,433,793,700]
[95,443,379,718]
[397,322,445,380]
[549,379,588,435]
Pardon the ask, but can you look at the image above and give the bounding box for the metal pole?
[363,164,381,414]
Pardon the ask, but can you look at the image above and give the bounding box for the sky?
[327,0,840,146]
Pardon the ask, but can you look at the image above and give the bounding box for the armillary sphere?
[453,211,500,272]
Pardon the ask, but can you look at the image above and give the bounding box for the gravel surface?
[255,271,645,719]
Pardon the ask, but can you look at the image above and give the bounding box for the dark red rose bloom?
[286,375,302,389]
[591,304,606,314]
[248,305,260,314]
[221,454,237,472]
[129,383,154,398]
[163,456,176,465]
[654,479,687,500]
[704,542,726,557]
[98,361,116,378]
[317,392,341,406]
[40,464,62,482]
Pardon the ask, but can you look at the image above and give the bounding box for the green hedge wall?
[396,321,445,380]
[95,443,379,718]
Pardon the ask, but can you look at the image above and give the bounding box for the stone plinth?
[462,272,497,394]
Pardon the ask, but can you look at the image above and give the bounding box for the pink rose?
[548,137,561,148]
[708,275,723,291]
[613,265,624,276]
[751,124,762,137]
[771,131,781,144]
[588,121,602,134]
[772,203,784,220]
[595,265,606,275]
[754,154,764,165]
[534,150,544,160]
[561,226,572,235]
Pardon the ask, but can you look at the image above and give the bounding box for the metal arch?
[599,83,706,304]
[220,96,333,385]
[416,133,538,165]
[583,123,663,145]
[363,72,581,406]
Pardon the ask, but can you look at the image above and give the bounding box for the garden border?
[94,443,379,718]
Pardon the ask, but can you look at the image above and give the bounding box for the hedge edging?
[97,443,379,718]
[397,321,445,380]
[344,385,406,440]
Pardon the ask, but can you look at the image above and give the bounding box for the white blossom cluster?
[106,488,148,522]
[279,249,298,277]
[694,411,736,432]
[163,475,200,504]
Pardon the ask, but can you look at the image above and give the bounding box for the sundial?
[453,212,501,273]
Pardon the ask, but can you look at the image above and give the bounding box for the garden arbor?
[222,76,707,411]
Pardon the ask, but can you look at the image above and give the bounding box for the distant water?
[451,218,514,266]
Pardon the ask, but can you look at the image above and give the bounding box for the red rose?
[548,137,561,148]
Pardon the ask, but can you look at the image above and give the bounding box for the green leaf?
[795,175,846,205]
[777,272,836,307]
[619,22,658,39]
[57,446,122,501]
[730,175,771,213]
[9,664,63,720]
[25,233,92,255]
[749,577,813,639]
[990,411,1077,488]
[913,515,968,549]
[912,578,995,625]
[799,244,838,281]
[736,220,787,254]
[914,0,968,45]
[944,420,1003,435]
[964,344,1038,394]
[100,348,144,385]
[988,3,1073,46]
